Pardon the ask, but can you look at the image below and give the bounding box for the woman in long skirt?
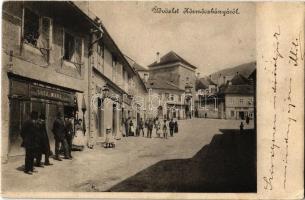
[72,119,85,151]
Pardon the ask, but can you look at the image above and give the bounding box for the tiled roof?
[230,73,250,85]
[223,85,254,95]
[145,78,184,91]
[148,51,197,69]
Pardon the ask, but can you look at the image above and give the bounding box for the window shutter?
[74,37,82,64]
[39,17,51,49]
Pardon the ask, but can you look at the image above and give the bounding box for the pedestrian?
[240,121,244,133]
[148,119,153,138]
[174,119,179,133]
[20,111,40,175]
[144,119,149,137]
[162,119,168,139]
[129,120,135,136]
[73,119,85,151]
[155,118,161,138]
[138,118,145,137]
[65,116,74,159]
[52,112,70,161]
[36,114,53,167]
[246,115,250,125]
[169,118,175,137]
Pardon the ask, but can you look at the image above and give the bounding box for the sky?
[89,1,256,76]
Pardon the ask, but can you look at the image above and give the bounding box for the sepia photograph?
[2,0,292,197]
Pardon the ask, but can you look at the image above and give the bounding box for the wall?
[225,95,254,108]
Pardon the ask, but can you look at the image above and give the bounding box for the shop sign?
[30,85,74,104]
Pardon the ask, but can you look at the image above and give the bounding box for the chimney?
[196,72,200,80]
[156,52,160,63]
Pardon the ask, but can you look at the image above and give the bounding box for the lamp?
[102,84,110,99]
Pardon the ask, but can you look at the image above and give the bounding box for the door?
[239,111,245,120]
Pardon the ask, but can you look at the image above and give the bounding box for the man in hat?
[36,113,53,166]
[64,116,74,159]
[20,111,40,175]
[52,112,70,160]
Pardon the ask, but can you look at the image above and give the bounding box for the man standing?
[36,114,53,167]
[148,119,154,138]
[169,118,175,137]
[20,111,40,175]
[138,118,145,137]
[65,116,74,159]
[52,112,70,161]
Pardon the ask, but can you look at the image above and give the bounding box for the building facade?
[2,1,96,161]
[2,1,149,161]
[144,51,197,119]
[218,73,255,120]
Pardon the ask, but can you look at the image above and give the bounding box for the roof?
[230,73,250,85]
[124,55,148,71]
[133,62,148,71]
[223,85,254,95]
[148,51,197,69]
[195,76,216,90]
[145,78,184,91]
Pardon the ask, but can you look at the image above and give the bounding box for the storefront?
[8,75,78,156]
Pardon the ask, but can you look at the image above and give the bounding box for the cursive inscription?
[263,27,283,190]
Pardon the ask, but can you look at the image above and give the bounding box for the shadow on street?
[107,129,256,193]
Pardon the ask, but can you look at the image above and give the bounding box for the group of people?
[124,117,179,139]
[20,111,84,175]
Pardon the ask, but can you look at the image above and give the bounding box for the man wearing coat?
[169,118,175,137]
[20,111,40,175]
[36,114,52,166]
[52,112,70,161]
[65,116,74,159]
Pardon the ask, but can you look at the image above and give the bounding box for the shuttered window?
[22,8,52,61]
[63,31,83,65]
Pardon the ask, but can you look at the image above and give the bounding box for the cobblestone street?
[2,118,254,193]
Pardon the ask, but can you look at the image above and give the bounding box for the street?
[2,118,254,193]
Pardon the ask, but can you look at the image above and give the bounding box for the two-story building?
[218,73,255,120]
[195,76,219,118]
[143,51,197,120]
[2,1,98,161]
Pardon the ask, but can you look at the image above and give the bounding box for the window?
[63,31,82,64]
[169,94,174,101]
[165,93,169,100]
[64,32,75,61]
[97,42,104,57]
[23,9,40,46]
[23,8,51,50]
[112,54,117,81]
[240,99,244,104]
[231,111,235,117]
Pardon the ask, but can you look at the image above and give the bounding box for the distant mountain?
[209,62,256,84]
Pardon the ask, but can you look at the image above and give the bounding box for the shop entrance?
[9,99,66,156]
[8,77,77,157]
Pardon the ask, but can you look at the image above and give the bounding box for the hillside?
[209,62,256,83]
